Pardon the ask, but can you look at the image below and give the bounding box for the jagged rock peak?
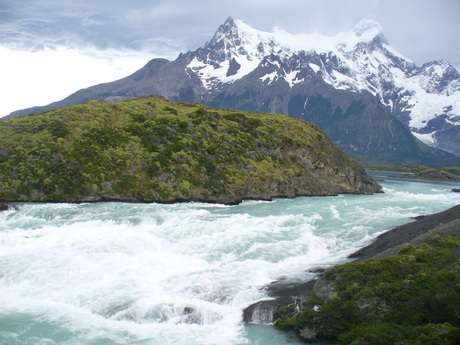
[219,16,239,32]
[203,17,281,64]
[209,17,264,47]
[419,59,459,75]
[210,17,239,44]
[207,17,390,58]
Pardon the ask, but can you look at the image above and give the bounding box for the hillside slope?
[0,96,381,204]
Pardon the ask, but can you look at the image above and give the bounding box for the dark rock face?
[205,61,459,166]
[243,299,282,324]
[226,58,241,77]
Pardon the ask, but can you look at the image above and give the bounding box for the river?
[1,171,459,345]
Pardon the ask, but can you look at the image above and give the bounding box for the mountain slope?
[0,96,382,204]
[192,18,460,156]
[6,18,460,165]
[203,53,458,166]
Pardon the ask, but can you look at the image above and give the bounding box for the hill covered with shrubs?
[0,96,381,204]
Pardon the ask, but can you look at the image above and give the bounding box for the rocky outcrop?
[243,280,316,324]
[349,203,460,260]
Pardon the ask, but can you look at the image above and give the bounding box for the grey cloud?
[1,0,207,56]
[1,0,459,67]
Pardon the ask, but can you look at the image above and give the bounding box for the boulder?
[243,279,317,323]
[0,203,12,211]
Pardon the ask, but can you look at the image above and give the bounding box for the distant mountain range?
[5,17,460,166]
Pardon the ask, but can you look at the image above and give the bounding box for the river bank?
[367,165,460,182]
[244,203,460,343]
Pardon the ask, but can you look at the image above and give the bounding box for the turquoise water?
[0,171,459,345]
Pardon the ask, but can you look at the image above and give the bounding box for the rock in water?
[0,203,12,211]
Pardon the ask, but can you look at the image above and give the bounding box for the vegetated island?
[368,165,460,182]
[0,95,381,204]
[244,204,460,344]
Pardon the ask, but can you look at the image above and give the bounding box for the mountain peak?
[209,17,259,45]
[204,18,275,63]
[220,16,237,31]
[352,19,387,45]
[208,17,242,49]
[207,17,390,58]
[194,17,397,89]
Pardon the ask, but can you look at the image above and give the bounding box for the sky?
[1,0,459,117]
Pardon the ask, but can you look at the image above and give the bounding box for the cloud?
[1,0,459,116]
[0,46,151,116]
[3,0,458,66]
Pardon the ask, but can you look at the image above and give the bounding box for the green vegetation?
[274,233,460,344]
[0,95,378,204]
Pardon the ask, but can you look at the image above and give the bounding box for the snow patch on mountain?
[309,63,320,73]
[412,131,438,146]
[188,56,259,89]
[261,71,278,85]
[284,70,304,87]
[389,63,460,129]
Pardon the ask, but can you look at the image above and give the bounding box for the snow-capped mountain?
[5,17,460,166]
[187,17,460,156]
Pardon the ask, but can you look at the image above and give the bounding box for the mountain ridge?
[5,17,460,165]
